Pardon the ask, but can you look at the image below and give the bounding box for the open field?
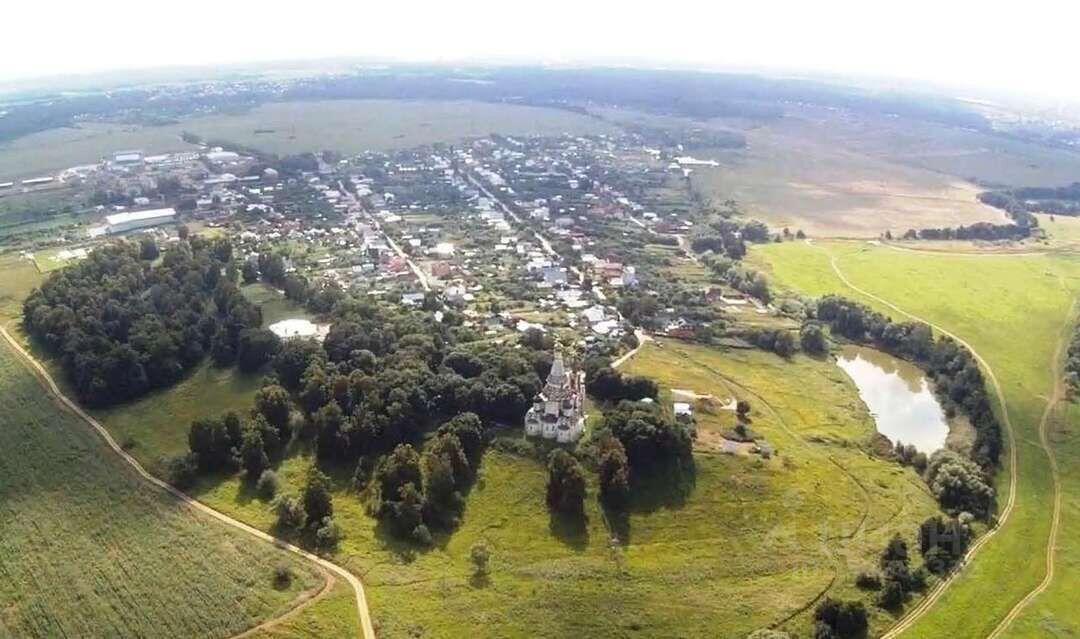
[750,240,1080,637]
[0,339,322,638]
[178,100,617,156]
[0,254,42,319]
[0,99,615,184]
[242,282,317,326]
[592,105,1080,237]
[0,122,198,182]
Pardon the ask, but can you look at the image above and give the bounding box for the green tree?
[800,322,828,355]
[139,237,159,260]
[597,435,630,506]
[470,541,491,578]
[237,328,281,373]
[239,424,269,477]
[438,412,485,465]
[546,450,587,515]
[272,494,306,531]
[254,384,292,435]
[302,467,334,527]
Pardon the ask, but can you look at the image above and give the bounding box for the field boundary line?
[984,295,1075,638]
[0,326,376,639]
[815,248,1019,639]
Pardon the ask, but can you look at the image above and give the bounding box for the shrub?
[273,563,293,589]
[813,598,868,639]
[314,517,342,550]
[924,450,994,518]
[855,571,882,590]
[167,453,199,490]
[256,470,279,499]
[272,494,306,531]
[470,541,492,577]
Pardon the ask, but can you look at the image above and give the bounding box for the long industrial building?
[105,208,177,234]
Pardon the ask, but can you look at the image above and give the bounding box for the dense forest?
[22,237,262,406]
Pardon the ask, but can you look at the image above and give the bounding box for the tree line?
[816,295,999,519]
[980,183,1080,217]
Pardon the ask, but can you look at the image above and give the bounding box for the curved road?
[984,297,1074,639]
[816,247,1060,639]
[0,327,376,639]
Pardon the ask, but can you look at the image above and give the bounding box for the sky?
[3,0,1078,103]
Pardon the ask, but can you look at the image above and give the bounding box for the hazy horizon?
[3,0,1079,105]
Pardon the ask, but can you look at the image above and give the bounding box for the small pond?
[836,345,949,453]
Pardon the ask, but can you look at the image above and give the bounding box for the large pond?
[836,345,949,453]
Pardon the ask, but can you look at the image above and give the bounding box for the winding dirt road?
[984,297,1074,639]
[816,247,1066,639]
[0,326,376,639]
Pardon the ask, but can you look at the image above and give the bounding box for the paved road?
[0,327,376,639]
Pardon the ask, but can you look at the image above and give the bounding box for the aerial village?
[6,128,785,444]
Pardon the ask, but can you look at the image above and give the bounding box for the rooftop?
[105,208,176,226]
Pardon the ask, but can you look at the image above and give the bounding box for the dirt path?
[610,330,651,369]
[817,249,1022,639]
[0,327,377,639]
[984,296,1075,638]
[232,573,336,639]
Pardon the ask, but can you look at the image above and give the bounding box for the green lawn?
[242,282,317,327]
[0,342,322,638]
[751,239,1080,638]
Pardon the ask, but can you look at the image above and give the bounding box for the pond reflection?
[836,346,949,454]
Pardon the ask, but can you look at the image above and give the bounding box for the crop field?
[93,326,936,638]
[750,240,1080,637]
[0,99,615,183]
[590,106,1080,237]
[0,342,322,638]
[0,122,198,182]
[177,100,618,156]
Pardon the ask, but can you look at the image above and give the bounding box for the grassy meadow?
[248,580,360,639]
[0,341,324,638]
[750,239,1080,637]
[85,320,937,637]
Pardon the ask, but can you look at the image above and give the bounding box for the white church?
[524,350,586,443]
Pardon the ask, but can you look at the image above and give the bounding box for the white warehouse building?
[105,208,176,234]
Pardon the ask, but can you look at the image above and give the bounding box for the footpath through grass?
[751,239,1080,638]
[0,342,322,638]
